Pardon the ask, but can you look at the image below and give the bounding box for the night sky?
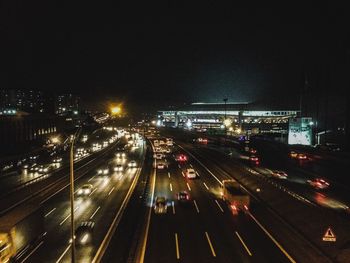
[1,2,349,111]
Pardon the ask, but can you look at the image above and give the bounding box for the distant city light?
[223,118,232,127]
[186,119,192,128]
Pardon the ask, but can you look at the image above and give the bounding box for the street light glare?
[111,106,121,115]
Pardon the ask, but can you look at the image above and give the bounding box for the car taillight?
[186,196,189,200]
[231,205,237,210]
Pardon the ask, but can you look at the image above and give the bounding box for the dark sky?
[1,2,349,111]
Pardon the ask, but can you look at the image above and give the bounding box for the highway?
[22,138,145,263]
[140,143,297,263]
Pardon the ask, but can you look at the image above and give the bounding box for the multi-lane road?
[2,127,350,262]
[142,144,295,263]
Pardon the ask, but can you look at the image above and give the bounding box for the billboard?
[288,117,312,145]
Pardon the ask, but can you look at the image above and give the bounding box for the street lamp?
[69,127,81,263]
[111,106,121,115]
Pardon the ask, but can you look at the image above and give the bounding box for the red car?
[249,155,260,165]
[175,154,187,162]
[307,178,330,189]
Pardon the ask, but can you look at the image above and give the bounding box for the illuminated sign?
[288,118,312,145]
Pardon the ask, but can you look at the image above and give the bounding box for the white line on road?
[190,164,193,168]
[108,187,115,196]
[203,182,209,190]
[89,187,98,196]
[44,207,56,217]
[90,206,101,219]
[205,232,216,257]
[215,200,224,213]
[59,206,79,225]
[193,200,200,213]
[235,231,252,256]
[186,183,191,191]
[168,172,171,178]
[178,164,181,169]
[172,201,175,214]
[88,175,95,182]
[248,212,296,263]
[170,183,173,192]
[175,233,180,259]
[55,244,71,263]
[21,241,44,262]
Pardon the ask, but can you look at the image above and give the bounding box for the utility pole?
[69,127,81,263]
[223,98,228,144]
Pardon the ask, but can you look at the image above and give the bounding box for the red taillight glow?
[231,205,237,210]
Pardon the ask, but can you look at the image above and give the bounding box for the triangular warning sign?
[322,227,336,242]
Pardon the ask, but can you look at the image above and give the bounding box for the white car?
[128,160,137,168]
[97,168,109,175]
[154,153,163,160]
[157,163,166,169]
[186,168,197,179]
[116,152,126,158]
[77,184,93,196]
[114,164,123,172]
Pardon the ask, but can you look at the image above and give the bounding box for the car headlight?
[78,189,83,194]
[98,170,102,174]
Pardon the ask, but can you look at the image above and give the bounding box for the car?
[175,154,187,162]
[185,168,197,179]
[154,197,167,214]
[74,221,95,245]
[52,157,63,163]
[307,178,330,189]
[249,155,260,165]
[290,151,298,158]
[97,168,109,175]
[177,191,190,201]
[197,138,208,144]
[154,153,163,160]
[157,163,166,169]
[271,170,288,179]
[38,165,49,173]
[297,153,308,160]
[249,148,257,154]
[116,152,126,158]
[128,160,137,168]
[114,164,123,172]
[77,184,93,196]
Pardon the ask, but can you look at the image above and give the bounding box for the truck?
[0,205,45,263]
[221,179,250,214]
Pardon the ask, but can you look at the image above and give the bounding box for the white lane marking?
[178,164,181,169]
[21,241,44,262]
[193,200,200,213]
[186,183,191,191]
[89,187,98,196]
[215,200,224,213]
[205,232,216,257]
[88,175,95,182]
[203,182,209,190]
[108,187,115,196]
[235,231,253,256]
[45,207,56,217]
[170,183,173,192]
[175,233,180,259]
[168,172,171,178]
[172,201,175,214]
[182,172,185,177]
[248,212,296,263]
[55,244,71,263]
[90,206,101,219]
[59,206,79,225]
[190,164,193,168]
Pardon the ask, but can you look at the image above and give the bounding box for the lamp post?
[223,98,228,144]
[69,127,81,263]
